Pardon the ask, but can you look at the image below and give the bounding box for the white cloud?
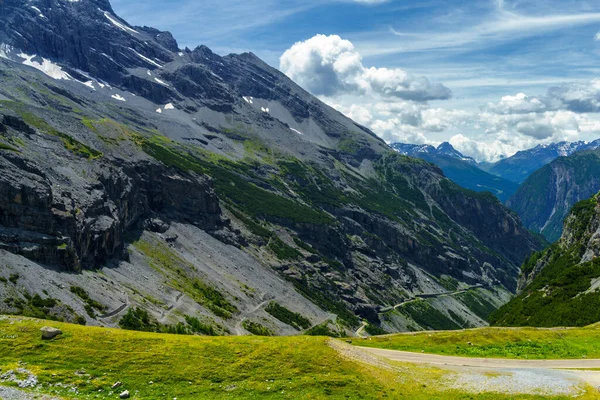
[486,80,600,114]
[362,6,600,57]
[280,34,451,102]
[596,31,600,41]
[324,89,600,162]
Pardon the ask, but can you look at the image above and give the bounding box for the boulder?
[119,390,130,399]
[40,326,62,340]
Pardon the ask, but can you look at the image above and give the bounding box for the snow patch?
[156,108,162,114]
[261,107,269,113]
[19,52,72,80]
[164,103,175,110]
[178,52,184,57]
[111,94,126,102]
[242,96,253,104]
[154,77,168,86]
[103,11,139,34]
[147,70,152,76]
[30,6,46,18]
[128,48,163,68]
[290,128,303,135]
[82,80,95,90]
[209,71,223,80]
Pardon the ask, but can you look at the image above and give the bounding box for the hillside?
[481,140,600,184]
[491,193,600,327]
[506,149,600,242]
[0,0,542,335]
[391,143,518,202]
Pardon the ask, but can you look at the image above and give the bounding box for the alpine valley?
[0,0,546,338]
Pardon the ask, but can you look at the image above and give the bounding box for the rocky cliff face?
[507,149,600,243]
[0,0,543,335]
[491,193,600,327]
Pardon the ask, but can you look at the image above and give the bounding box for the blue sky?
[111,0,600,161]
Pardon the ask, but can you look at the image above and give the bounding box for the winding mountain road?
[379,284,485,313]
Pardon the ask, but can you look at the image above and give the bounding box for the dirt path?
[333,343,600,396]
[234,298,272,335]
[359,347,600,369]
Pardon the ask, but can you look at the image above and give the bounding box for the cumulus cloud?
[280,34,451,102]
[486,79,600,114]
[280,36,600,163]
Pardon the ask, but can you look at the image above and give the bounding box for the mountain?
[491,193,600,327]
[481,140,600,184]
[506,149,600,242]
[0,0,542,335]
[391,142,475,164]
[391,142,519,202]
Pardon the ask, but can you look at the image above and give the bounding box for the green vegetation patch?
[358,323,600,360]
[0,102,102,159]
[135,135,334,225]
[242,320,274,336]
[3,293,61,321]
[455,290,497,320]
[132,237,237,319]
[490,196,600,327]
[398,300,462,331]
[70,286,106,319]
[305,322,340,338]
[265,302,311,330]
[0,141,18,152]
[268,237,302,260]
[119,308,220,336]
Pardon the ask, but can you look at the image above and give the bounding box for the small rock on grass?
[112,381,123,389]
[40,326,62,340]
[120,389,130,398]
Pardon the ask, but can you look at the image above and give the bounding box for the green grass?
[357,323,600,360]
[0,316,591,399]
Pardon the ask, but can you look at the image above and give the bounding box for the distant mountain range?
[391,142,519,202]
[392,140,600,207]
[480,140,600,184]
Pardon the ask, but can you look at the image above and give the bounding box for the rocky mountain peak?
[436,142,475,163]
